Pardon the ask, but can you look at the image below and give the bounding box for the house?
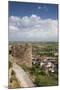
[40,60,55,73]
[46,61,55,72]
[32,58,40,65]
[40,61,46,67]
[32,58,36,65]
[32,56,57,73]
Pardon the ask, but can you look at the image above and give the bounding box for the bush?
[34,76,41,87]
[9,61,12,69]
[39,70,46,75]
[11,70,15,76]
[10,70,20,88]
[11,80,20,88]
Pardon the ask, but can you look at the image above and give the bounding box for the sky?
[8,1,58,42]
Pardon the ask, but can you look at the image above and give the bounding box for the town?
[32,55,58,74]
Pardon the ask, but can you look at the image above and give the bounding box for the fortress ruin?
[10,43,32,67]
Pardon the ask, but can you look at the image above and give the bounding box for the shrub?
[10,70,20,88]
[11,70,15,76]
[9,61,12,69]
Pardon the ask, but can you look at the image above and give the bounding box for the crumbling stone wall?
[10,43,32,67]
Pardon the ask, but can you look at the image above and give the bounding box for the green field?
[32,42,58,57]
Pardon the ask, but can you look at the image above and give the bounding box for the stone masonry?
[10,43,32,67]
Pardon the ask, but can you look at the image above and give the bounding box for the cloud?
[8,14,58,41]
[38,6,42,9]
[37,6,48,11]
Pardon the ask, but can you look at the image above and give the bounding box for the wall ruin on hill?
[10,43,32,67]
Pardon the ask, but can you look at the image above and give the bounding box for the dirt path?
[12,63,34,88]
[9,55,34,88]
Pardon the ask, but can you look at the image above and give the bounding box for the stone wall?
[10,43,32,67]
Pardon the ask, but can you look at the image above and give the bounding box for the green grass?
[34,74,58,87]
[31,65,58,86]
[32,42,58,56]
